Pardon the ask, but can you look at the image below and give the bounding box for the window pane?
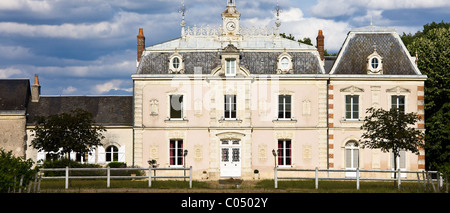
[371,58,379,69]
[232,148,240,162]
[345,149,352,168]
[353,149,359,168]
[391,96,397,108]
[170,95,183,118]
[173,57,180,69]
[222,148,229,162]
[226,59,236,75]
[285,141,291,165]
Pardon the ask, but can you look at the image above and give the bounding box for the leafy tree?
[31,108,106,164]
[279,33,312,45]
[0,148,37,193]
[359,107,425,182]
[405,23,450,175]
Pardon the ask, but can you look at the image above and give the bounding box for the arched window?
[281,57,290,70]
[345,141,359,169]
[106,145,119,162]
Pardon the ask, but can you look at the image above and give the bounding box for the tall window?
[224,95,236,119]
[391,95,405,114]
[345,95,359,120]
[345,141,359,169]
[170,95,183,119]
[391,150,406,170]
[106,146,119,162]
[278,140,291,166]
[170,139,183,166]
[278,95,291,119]
[225,59,236,76]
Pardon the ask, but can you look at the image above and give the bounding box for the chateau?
[0,1,426,180]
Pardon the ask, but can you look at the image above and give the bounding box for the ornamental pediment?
[386,86,410,94]
[340,85,364,94]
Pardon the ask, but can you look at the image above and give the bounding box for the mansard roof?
[27,96,133,126]
[136,32,323,75]
[0,79,30,111]
[330,25,421,75]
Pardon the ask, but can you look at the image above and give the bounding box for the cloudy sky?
[1,0,449,96]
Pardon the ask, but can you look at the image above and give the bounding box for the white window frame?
[277,139,292,167]
[224,95,237,120]
[169,95,184,120]
[225,59,236,76]
[280,57,290,70]
[278,95,292,120]
[391,95,406,114]
[345,141,360,170]
[169,139,184,167]
[345,95,359,120]
[105,145,119,163]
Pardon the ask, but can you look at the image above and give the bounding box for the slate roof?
[136,34,323,75]
[0,79,30,111]
[331,26,419,75]
[137,51,323,75]
[27,96,133,126]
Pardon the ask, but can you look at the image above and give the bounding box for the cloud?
[94,79,132,94]
[311,0,450,18]
[274,7,351,52]
[0,67,23,78]
[0,0,52,12]
[62,86,77,94]
[0,45,32,59]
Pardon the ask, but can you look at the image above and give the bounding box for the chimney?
[316,29,325,61]
[137,28,145,63]
[31,74,41,102]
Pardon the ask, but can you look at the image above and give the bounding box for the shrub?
[0,148,37,192]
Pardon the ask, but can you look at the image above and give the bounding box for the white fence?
[39,166,193,189]
[274,167,447,191]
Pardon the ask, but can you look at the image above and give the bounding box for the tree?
[359,107,425,183]
[31,108,106,163]
[279,33,312,45]
[405,23,450,175]
[0,148,37,193]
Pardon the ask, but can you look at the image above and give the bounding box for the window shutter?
[118,145,126,162]
[97,146,106,164]
[88,149,96,164]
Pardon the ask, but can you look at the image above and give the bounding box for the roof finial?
[274,0,282,36]
[228,0,235,6]
[179,0,187,38]
[370,15,373,26]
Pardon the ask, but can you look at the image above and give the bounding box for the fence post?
[397,169,401,190]
[274,167,278,189]
[148,167,152,188]
[65,166,69,189]
[356,168,360,190]
[189,166,192,189]
[315,167,318,190]
[107,166,110,188]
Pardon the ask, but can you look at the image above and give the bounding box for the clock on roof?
[226,21,236,31]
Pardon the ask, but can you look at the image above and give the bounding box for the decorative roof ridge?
[350,25,396,33]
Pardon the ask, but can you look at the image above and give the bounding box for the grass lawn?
[38,178,441,193]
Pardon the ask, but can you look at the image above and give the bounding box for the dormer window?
[225,59,236,76]
[281,57,290,70]
[277,50,293,74]
[367,46,383,74]
[172,57,180,69]
[370,57,379,69]
[169,50,184,74]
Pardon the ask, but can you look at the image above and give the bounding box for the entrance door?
[220,140,241,177]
